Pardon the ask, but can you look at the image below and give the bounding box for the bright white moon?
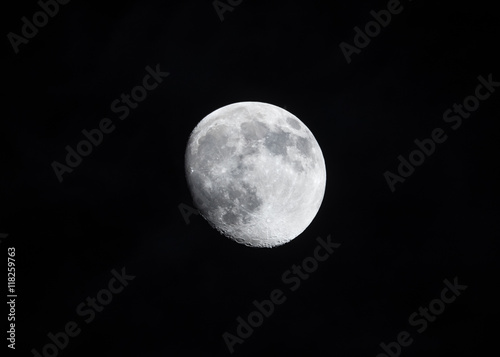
[185,102,326,248]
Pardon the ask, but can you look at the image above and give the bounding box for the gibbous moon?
[185,102,326,248]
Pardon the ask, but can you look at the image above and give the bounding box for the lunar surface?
[185,102,326,248]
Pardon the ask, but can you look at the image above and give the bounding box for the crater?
[223,211,238,225]
[227,185,244,200]
[208,181,263,226]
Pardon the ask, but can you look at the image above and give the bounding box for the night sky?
[2,0,500,356]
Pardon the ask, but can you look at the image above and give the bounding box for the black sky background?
[2,0,500,356]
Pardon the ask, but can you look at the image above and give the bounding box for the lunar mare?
[185,102,326,248]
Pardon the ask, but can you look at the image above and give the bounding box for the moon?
[185,102,326,248]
